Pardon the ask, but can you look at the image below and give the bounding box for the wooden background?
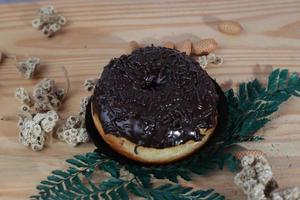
[1,0,300,199]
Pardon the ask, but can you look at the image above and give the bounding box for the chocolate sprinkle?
[92,46,219,148]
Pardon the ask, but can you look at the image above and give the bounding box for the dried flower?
[271,187,300,200]
[16,57,40,79]
[32,78,65,112]
[15,88,31,105]
[79,96,90,116]
[234,155,278,200]
[198,56,208,69]
[18,109,59,151]
[15,68,70,150]
[56,96,90,147]
[84,78,98,92]
[32,5,67,38]
[198,53,223,69]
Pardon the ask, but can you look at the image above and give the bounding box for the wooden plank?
[0,0,300,199]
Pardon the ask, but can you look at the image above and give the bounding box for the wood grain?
[1,0,300,199]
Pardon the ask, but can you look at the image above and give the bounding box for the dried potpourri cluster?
[16,57,40,79]
[198,53,223,69]
[15,84,61,151]
[15,78,66,113]
[271,187,300,200]
[234,153,300,200]
[56,78,97,146]
[14,75,97,150]
[83,78,98,92]
[32,5,67,37]
[32,78,66,112]
[56,97,90,147]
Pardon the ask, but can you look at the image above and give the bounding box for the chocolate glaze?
[92,46,219,148]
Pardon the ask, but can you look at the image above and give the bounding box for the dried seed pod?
[50,98,61,109]
[192,38,218,55]
[18,119,47,151]
[41,118,56,133]
[33,5,66,37]
[19,131,30,147]
[19,104,31,113]
[77,128,89,143]
[38,79,54,93]
[32,18,42,29]
[33,113,47,123]
[57,16,67,25]
[57,127,89,147]
[55,88,65,100]
[31,140,44,151]
[17,118,24,128]
[271,187,300,200]
[32,78,64,112]
[234,155,279,200]
[84,78,97,92]
[65,115,81,128]
[16,57,40,79]
[218,20,243,35]
[207,53,223,65]
[234,150,265,160]
[126,41,139,54]
[198,56,208,69]
[164,41,175,49]
[79,96,90,115]
[176,40,192,55]
[56,97,90,147]
[39,5,55,15]
[42,25,55,38]
[15,88,31,105]
[198,53,223,69]
[33,102,48,113]
[47,110,59,121]
[49,23,61,32]
[38,110,59,133]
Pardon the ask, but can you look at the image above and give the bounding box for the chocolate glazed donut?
[87,46,224,164]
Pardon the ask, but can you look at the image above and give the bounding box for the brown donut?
[90,46,219,164]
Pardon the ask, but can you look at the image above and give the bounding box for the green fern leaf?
[98,178,124,191]
[99,160,120,178]
[127,182,147,198]
[66,158,88,168]
[149,184,224,200]
[267,68,281,93]
[125,165,151,188]
[225,69,300,144]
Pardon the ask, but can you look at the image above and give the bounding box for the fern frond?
[224,69,300,145]
[30,152,121,200]
[149,184,225,200]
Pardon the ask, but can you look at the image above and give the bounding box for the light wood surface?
[1,0,300,199]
